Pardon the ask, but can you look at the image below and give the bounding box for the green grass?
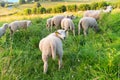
[0,11,120,80]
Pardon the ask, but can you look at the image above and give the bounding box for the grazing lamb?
[78,17,99,36]
[0,23,8,38]
[39,29,67,74]
[46,18,52,31]
[51,15,75,30]
[61,17,75,36]
[9,20,32,34]
[84,6,113,20]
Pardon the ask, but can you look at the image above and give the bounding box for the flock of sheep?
[0,5,113,74]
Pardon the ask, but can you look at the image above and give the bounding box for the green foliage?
[38,7,46,14]
[78,4,91,11]
[97,1,108,9]
[67,4,77,12]
[52,5,66,13]
[90,2,99,10]
[0,1,5,7]
[34,2,41,8]
[19,0,26,4]
[32,7,37,14]
[90,1,108,10]
[0,12,120,79]
[46,8,52,13]
[112,1,120,8]
[24,8,32,15]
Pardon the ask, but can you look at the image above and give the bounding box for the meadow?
[0,2,120,80]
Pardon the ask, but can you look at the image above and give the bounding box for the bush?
[67,4,77,12]
[38,7,46,14]
[112,1,120,8]
[32,7,37,14]
[90,2,99,10]
[97,1,108,9]
[34,2,41,8]
[52,5,66,13]
[19,0,26,4]
[78,4,90,11]
[24,8,32,15]
[46,8,52,13]
[0,1,5,7]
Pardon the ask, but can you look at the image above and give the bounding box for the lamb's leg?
[78,25,81,35]
[83,26,88,36]
[58,53,63,70]
[42,54,48,74]
[83,30,87,36]
[58,57,62,70]
[66,31,69,37]
[73,29,75,36]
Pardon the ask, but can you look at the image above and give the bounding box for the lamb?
[0,23,8,38]
[39,29,67,74]
[61,17,75,36]
[8,20,32,34]
[46,18,52,31]
[83,5,113,20]
[78,17,99,36]
[51,15,75,30]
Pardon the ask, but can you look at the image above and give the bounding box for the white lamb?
[39,29,67,74]
[9,20,32,34]
[46,18,52,31]
[78,17,99,36]
[51,15,75,30]
[0,23,8,38]
[84,5,113,20]
[61,17,75,36]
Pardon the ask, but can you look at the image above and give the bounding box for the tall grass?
[0,10,120,80]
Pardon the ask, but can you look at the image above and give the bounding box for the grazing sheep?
[84,6,113,20]
[46,18,52,31]
[0,23,8,38]
[78,17,99,36]
[39,29,67,74]
[9,20,32,34]
[51,15,75,30]
[61,17,75,36]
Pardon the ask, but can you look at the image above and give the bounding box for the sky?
[8,0,18,2]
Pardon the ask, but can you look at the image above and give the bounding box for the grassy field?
[0,7,120,80]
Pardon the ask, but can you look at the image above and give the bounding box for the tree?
[34,0,39,2]
[19,0,26,4]
[0,1,5,7]
[34,2,41,8]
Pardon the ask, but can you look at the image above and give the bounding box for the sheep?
[61,17,75,36]
[51,15,75,31]
[39,29,67,74]
[78,17,99,36]
[83,5,113,20]
[0,23,8,38]
[46,18,52,31]
[8,20,32,34]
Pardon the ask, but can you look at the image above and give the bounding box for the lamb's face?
[55,29,67,40]
[66,15,76,19]
[106,6,113,12]
[27,21,32,27]
[3,23,8,29]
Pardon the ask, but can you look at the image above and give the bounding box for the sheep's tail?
[78,20,82,35]
[51,43,56,60]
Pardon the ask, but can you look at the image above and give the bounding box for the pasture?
[0,1,120,80]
